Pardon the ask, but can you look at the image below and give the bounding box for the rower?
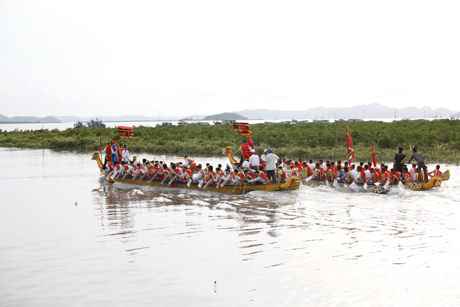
[192,164,206,181]
[180,166,193,181]
[277,166,286,182]
[402,166,413,184]
[350,165,359,181]
[355,166,367,183]
[428,165,442,178]
[364,165,371,181]
[390,169,401,184]
[246,168,271,185]
[336,165,346,183]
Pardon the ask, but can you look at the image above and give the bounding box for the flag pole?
[334,128,338,161]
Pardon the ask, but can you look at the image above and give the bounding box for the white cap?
[250,149,255,153]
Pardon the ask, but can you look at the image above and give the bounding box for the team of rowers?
[100,139,443,187]
[307,159,443,185]
[101,156,275,187]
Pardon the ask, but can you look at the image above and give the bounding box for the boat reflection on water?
[92,181,299,239]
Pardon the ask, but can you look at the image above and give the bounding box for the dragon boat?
[223,146,450,194]
[92,151,302,195]
[303,170,450,193]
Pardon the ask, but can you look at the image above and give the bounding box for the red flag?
[233,122,251,135]
[345,124,354,164]
[372,142,377,167]
[118,126,133,138]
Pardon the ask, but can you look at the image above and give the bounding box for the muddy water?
[1,148,459,306]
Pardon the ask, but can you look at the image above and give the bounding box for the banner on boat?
[233,122,251,135]
[118,126,134,138]
[346,124,354,164]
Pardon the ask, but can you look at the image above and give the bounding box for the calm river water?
[1,148,460,306]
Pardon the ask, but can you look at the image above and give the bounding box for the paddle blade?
[384,180,390,190]
[333,179,339,188]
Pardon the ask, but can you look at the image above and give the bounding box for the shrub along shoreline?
[1,120,459,164]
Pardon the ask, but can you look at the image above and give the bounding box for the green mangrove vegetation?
[1,119,459,164]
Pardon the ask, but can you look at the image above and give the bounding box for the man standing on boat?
[101,142,112,169]
[121,145,130,162]
[407,147,428,182]
[111,141,118,163]
[260,149,268,171]
[265,148,278,183]
[184,156,197,173]
[249,149,259,171]
[239,140,251,164]
[393,147,407,173]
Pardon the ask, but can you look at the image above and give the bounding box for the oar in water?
[384,180,390,190]
[160,176,168,185]
[168,174,178,186]
[220,178,230,188]
[333,179,339,188]
[215,178,222,190]
[242,182,247,194]
[203,179,212,190]
[198,180,204,188]
[232,182,239,193]
[363,182,368,190]
[398,180,404,189]
[187,179,192,187]
[139,172,147,181]
[325,179,330,186]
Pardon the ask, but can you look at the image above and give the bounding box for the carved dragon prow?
[222,146,239,167]
[280,176,299,189]
[91,151,104,170]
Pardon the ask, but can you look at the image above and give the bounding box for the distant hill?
[203,112,247,120]
[0,114,61,123]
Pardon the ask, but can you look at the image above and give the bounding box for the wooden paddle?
[221,178,230,188]
[168,174,178,186]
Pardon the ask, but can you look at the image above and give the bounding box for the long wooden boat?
[303,170,450,193]
[92,151,301,194]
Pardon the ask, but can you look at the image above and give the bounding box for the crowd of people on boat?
[99,140,443,187]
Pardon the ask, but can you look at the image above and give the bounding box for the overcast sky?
[1,0,459,117]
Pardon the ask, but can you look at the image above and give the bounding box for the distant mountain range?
[2,103,458,123]
[0,114,61,123]
[235,103,457,120]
